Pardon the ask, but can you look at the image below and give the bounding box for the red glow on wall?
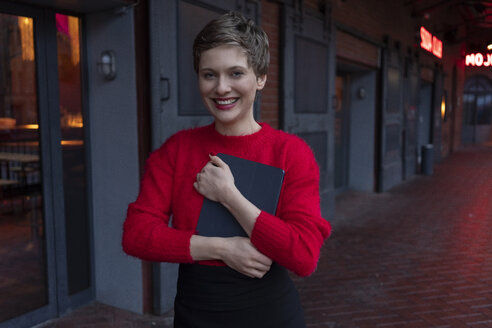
[465,53,492,67]
[420,26,442,59]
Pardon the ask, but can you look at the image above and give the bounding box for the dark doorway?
[334,75,349,190]
[335,64,376,193]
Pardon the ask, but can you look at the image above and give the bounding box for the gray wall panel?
[85,9,142,313]
[349,72,376,191]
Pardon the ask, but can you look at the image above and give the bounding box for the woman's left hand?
[194,155,236,203]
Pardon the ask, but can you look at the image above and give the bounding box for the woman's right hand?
[219,237,272,278]
[190,235,272,278]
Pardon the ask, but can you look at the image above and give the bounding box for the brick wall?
[331,0,469,156]
[332,0,416,51]
[336,30,379,68]
[258,0,476,151]
[260,0,280,129]
[305,0,321,11]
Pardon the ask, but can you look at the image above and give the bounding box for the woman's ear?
[256,74,267,90]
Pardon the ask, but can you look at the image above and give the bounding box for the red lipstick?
[214,97,238,110]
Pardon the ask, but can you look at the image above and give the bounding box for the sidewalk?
[294,145,492,327]
[38,145,492,327]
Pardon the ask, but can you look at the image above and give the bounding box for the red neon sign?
[465,53,492,67]
[420,26,442,59]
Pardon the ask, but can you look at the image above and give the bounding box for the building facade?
[0,0,491,327]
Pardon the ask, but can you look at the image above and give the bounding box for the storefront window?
[0,13,48,322]
[56,13,91,295]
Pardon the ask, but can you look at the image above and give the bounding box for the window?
[463,75,492,125]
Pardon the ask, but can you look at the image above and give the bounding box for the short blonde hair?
[193,11,270,76]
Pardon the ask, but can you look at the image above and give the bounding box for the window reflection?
[0,13,47,322]
[56,13,91,295]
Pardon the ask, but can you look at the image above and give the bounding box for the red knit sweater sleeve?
[250,139,331,277]
[122,136,195,263]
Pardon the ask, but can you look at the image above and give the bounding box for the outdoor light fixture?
[487,43,492,50]
[441,94,446,121]
[97,50,116,81]
[357,87,366,99]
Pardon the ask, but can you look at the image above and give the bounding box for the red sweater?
[122,123,331,277]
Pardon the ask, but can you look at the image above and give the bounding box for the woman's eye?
[203,72,215,79]
[231,71,244,78]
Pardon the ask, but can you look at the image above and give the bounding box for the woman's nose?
[215,76,231,95]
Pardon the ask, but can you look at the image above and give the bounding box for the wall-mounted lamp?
[441,94,446,121]
[97,50,116,81]
[357,87,366,99]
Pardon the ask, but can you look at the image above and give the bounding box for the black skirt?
[174,263,306,328]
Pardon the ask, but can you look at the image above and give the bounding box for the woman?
[122,11,331,327]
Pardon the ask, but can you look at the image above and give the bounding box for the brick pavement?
[294,145,492,327]
[36,145,492,328]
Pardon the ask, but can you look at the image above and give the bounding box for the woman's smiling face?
[198,45,266,135]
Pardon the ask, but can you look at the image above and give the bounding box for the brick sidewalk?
[37,145,492,328]
[294,145,492,327]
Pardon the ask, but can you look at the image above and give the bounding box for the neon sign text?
[465,53,492,67]
[420,26,443,59]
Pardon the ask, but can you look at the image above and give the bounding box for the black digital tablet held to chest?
[196,153,285,237]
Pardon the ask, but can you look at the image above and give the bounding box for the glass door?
[0,4,91,327]
[0,12,48,323]
[55,13,91,298]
